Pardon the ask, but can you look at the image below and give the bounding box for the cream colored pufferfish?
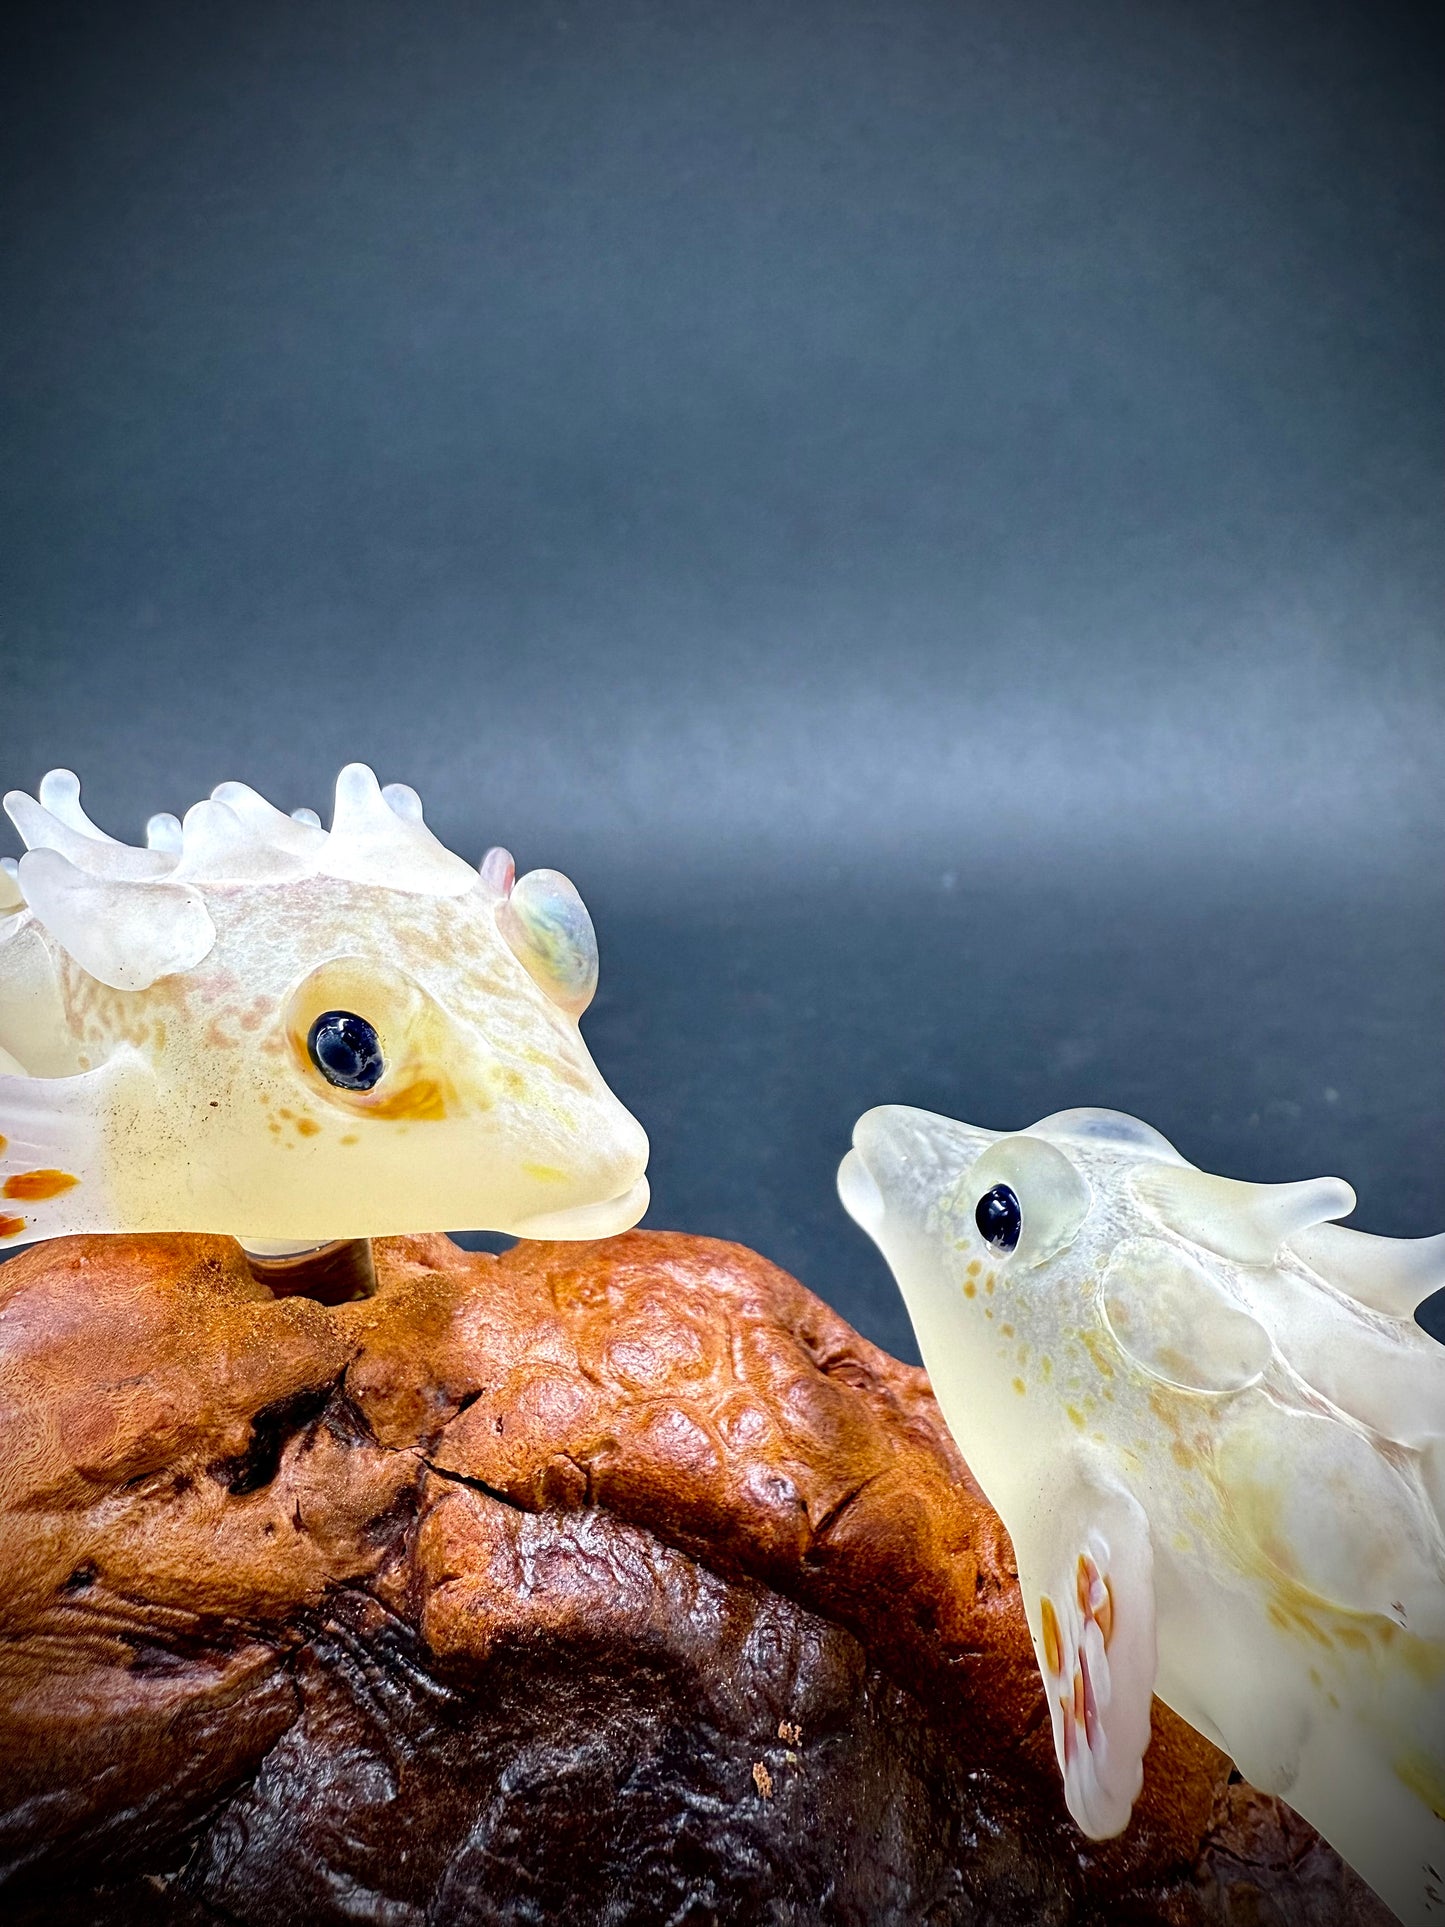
[839,1104,1444,1927]
[0,765,649,1252]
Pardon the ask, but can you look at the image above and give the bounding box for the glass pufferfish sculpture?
[0,765,648,1251]
[840,1104,1444,1927]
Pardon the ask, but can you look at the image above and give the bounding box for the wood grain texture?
[0,1230,1396,1924]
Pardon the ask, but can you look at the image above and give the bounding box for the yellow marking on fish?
[1080,1327,1115,1378]
[0,1213,25,1237]
[360,1075,449,1122]
[1266,1595,1334,1649]
[522,1162,568,1184]
[1013,1377,1027,1396]
[1395,1747,1445,1823]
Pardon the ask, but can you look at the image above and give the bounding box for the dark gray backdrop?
[4,0,1442,1358]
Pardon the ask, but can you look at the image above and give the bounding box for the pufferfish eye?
[975,1183,1022,1253]
[306,1010,385,1091]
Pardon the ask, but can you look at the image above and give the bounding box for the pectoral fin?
[1015,1454,1158,1840]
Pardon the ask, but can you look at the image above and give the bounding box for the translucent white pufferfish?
[0,765,649,1251]
[840,1105,1445,1927]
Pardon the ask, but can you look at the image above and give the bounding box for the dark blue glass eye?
[307,1011,384,1091]
[975,1183,1022,1253]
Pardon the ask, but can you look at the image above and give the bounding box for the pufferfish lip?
[837,1145,887,1237]
[507,1173,650,1242]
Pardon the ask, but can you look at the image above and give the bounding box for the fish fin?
[1289,1220,1445,1321]
[320,763,477,895]
[1100,1237,1272,1394]
[1132,1163,1355,1266]
[1215,1401,1445,1637]
[169,797,315,884]
[16,849,215,991]
[1014,1452,1157,1840]
[5,774,173,879]
[0,1060,131,1246]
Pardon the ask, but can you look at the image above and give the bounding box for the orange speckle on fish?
[1040,1595,1063,1675]
[963,1278,976,1298]
[0,1214,24,1238]
[1075,1552,1113,1648]
[295,1117,320,1137]
[4,1168,79,1201]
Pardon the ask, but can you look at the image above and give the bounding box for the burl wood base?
[0,1230,1395,1924]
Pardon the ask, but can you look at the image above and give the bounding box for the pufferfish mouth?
[837,1145,887,1237]
[507,1173,651,1242]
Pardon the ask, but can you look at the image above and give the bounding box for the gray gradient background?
[3,0,1441,1357]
